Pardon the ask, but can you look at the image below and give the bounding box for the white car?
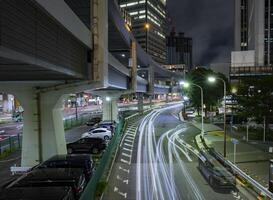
[81,128,112,140]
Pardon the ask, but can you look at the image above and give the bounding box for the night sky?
[167,0,234,66]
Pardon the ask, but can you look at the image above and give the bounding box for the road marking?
[120,158,130,165]
[126,133,135,137]
[116,175,129,185]
[126,136,135,140]
[114,187,127,198]
[124,143,133,147]
[123,147,132,152]
[119,166,130,173]
[124,139,134,143]
[122,152,132,158]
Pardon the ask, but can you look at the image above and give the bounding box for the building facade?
[118,0,167,64]
[166,31,192,71]
[232,0,273,80]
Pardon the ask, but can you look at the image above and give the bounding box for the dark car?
[36,154,94,180]
[4,168,86,199]
[0,186,75,200]
[86,117,101,126]
[67,138,107,154]
[198,152,235,189]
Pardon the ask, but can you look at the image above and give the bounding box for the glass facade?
[118,0,167,64]
[166,31,192,71]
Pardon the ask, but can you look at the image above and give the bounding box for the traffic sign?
[231,138,239,145]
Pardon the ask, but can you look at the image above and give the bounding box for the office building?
[118,0,167,64]
[232,0,273,80]
[166,30,192,71]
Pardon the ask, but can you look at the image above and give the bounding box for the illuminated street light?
[231,87,237,94]
[180,81,204,137]
[208,75,227,157]
[106,96,111,102]
[144,23,150,30]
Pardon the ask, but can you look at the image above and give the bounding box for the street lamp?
[106,97,112,121]
[144,23,150,52]
[180,81,204,137]
[208,76,227,157]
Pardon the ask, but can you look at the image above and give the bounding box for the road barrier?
[209,148,273,199]
[0,134,22,156]
[79,118,125,200]
[79,109,151,200]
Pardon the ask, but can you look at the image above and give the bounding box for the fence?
[0,134,22,155]
[63,111,102,130]
[80,118,125,200]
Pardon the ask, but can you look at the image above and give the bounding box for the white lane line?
[124,139,134,143]
[126,136,135,140]
[124,143,133,147]
[122,152,132,158]
[126,132,135,136]
[120,158,130,165]
[114,187,127,198]
[119,166,130,173]
[123,147,132,152]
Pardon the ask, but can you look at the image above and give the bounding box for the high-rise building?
[232,0,273,80]
[166,30,192,71]
[118,0,167,64]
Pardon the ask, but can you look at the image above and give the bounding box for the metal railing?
[80,110,151,200]
[209,148,273,199]
[0,134,22,155]
[79,118,125,200]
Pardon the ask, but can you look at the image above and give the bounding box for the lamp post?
[180,81,204,137]
[208,76,227,157]
[144,23,150,52]
[106,97,112,121]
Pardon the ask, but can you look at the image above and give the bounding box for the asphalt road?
[104,104,249,200]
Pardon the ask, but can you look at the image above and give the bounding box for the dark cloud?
[167,0,234,66]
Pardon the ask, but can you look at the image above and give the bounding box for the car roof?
[47,154,91,161]
[91,128,108,131]
[10,168,83,188]
[0,186,71,200]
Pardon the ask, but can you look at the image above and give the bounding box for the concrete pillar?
[19,89,40,166]
[39,92,67,161]
[102,96,119,122]
[137,93,144,113]
[2,93,9,113]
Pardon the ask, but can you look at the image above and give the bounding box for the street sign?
[231,138,239,145]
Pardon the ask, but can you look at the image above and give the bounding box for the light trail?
[136,104,205,200]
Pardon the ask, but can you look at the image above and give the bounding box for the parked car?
[86,117,101,126]
[98,120,116,132]
[0,186,75,200]
[3,168,86,199]
[67,138,107,154]
[35,154,94,180]
[81,128,112,140]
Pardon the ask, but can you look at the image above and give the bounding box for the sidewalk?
[193,122,272,188]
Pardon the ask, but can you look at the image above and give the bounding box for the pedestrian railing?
[0,134,22,155]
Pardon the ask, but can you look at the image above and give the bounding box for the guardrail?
[209,148,273,199]
[80,109,152,200]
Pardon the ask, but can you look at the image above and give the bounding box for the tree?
[236,76,273,131]
[184,68,229,115]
